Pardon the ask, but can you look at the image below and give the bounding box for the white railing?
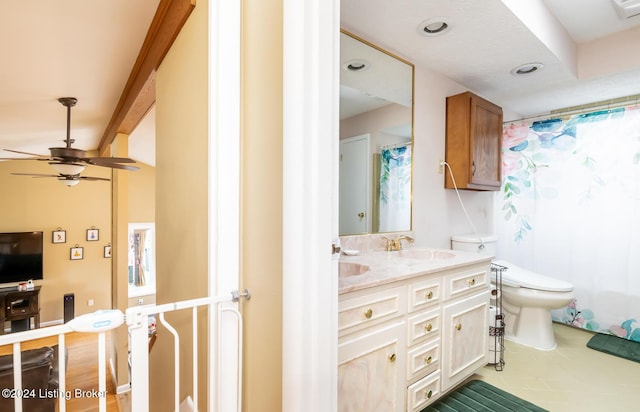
[0,310,124,412]
[0,290,247,412]
[127,290,246,412]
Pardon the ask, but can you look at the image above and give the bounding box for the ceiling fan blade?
[79,175,111,182]
[3,149,51,159]
[10,172,59,178]
[0,157,49,161]
[87,161,140,171]
[87,156,137,164]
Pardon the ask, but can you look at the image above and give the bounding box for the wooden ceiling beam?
[98,0,195,154]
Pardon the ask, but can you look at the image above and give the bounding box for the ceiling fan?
[2,97,139,186]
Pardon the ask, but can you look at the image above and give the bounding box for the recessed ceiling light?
[417,17,451,37]
[343,59,370,72]
[510,62,544,75]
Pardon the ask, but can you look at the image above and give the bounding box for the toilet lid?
[492,260,574,292]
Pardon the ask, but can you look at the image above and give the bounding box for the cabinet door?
[469,96,502,188]
[338,321,405,412]
[441,291,489,391]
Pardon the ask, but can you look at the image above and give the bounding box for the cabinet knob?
[468,278,476,286]
[424,323,433,332]
[455,323,462,331]
[424,356,432,365]
[425,291,433,300]
[388,353,396,363]
[425,389,433,399]
[364,308,373,319]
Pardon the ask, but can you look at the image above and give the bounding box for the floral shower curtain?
[498,105,640,341]
[379,144,412,232]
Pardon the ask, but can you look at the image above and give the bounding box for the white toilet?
[451,234,575,350]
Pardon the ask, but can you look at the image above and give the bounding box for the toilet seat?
[492,260,573,292]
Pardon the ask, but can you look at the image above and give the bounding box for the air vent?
[613,0,640,18]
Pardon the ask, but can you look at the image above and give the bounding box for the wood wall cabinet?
[445,91,503,191]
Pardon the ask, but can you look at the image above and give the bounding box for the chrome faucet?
[382,235,415,251]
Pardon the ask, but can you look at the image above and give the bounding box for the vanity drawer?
[444,266,489,300]
[339,286,406,333]
[407,338,440,381]
[407,308,440,346]
[407,370,441,412]
[408,277,441,312]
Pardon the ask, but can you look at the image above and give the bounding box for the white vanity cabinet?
[338,258,491,412]
[338,286,407,412]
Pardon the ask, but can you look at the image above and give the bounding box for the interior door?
[340,134,370,234]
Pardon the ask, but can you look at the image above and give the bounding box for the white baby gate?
[0,290,248,412]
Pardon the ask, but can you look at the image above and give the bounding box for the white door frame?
[283,0,340,411]
[208,0,241,410]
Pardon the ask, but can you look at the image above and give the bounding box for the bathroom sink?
[339,262,370,277]
[393,249,455,261]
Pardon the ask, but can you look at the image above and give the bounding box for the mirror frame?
[339,29,415,236]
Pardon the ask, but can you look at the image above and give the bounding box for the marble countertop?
[338,248,493,294]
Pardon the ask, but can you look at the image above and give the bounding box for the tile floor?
[469,323,640,411]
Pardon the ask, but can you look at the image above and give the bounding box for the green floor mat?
[587,333,640,363]
[422,380,548,412]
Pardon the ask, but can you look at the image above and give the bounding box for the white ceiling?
[1,0,640,167]
[342,0,640,118]
[0,0,159,166]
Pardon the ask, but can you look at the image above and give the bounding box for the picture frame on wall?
[52,229,66,244]
[86,228,99,241]
[104,245,112,258]
[70,246,84,260]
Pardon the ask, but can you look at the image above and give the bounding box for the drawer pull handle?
[425,389,433,399]
[364,308,373,319]
[455,323,462,331]
[424,323,433,332]
[388,353,396,363]
[425,291,433,299]
[468,278,476,286]
[424,356,432,365]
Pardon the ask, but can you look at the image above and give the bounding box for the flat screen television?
[0,231,44,284]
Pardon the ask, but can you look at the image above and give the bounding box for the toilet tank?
[451,234,498,255]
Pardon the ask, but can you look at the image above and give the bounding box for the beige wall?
[151,0,209,409]
[0,153,156,325]
[128,161,155,223]
[0,159,112,322]
[150,0,285,410]
[126,161,156,308]
[241,0,283,410]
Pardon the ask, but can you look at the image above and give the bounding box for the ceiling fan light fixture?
[417,17,451,37]
[60,178,80,187]
[510,62,544,75]
[49,162,86,176]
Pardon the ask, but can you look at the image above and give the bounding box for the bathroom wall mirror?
[339,30,414,236]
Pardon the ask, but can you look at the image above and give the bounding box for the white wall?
[411,65,496,249]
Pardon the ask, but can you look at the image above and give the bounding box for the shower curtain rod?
[505,94,640,124]
[380,141,412,151]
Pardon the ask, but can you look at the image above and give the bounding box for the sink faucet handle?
[381,236,393,251]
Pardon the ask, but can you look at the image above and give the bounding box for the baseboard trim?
[110,357,131,394]
[41,318,64,327]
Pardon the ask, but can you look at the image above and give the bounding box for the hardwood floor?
[0,331,122,411]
